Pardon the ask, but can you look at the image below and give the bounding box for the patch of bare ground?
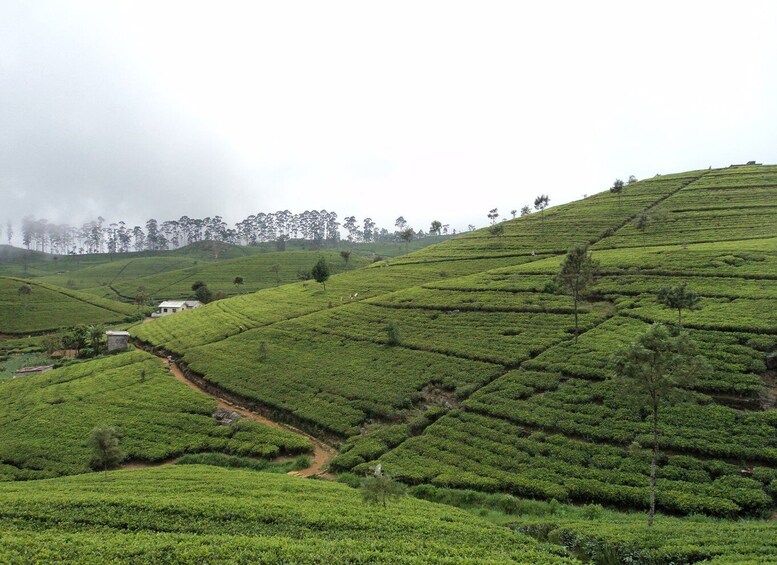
[421,383,460,410]
[158,354,335,479]
[761,370,777,410]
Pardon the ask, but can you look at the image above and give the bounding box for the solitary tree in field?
[534,195,550,224]
[657,283,701,327]
[487,208,499,225]
[611,324,706,527]
[270,264,282,285]
[610,178,624,207]
[399,228,415,252]
[340,250,352,269]
[311,257,331,290]
[134,286,148,311]
[233,276,244,288]
[634,212,651,248]
[17,283,31,311]
[628,175,638,184]
[520,205,531,217]
[510,209,517,219]
[90,426,124,479]
[555,244,599,343]
[429,220,442,236]
[361,464,406,508]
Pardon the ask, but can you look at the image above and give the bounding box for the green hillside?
[109,249,372,301]
[132,165,777,522]
[0,465,575,564]
[0,277,140,334]
[0,351,309,480]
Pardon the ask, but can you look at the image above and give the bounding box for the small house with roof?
[105,330,131,353]
[152,300,202,318]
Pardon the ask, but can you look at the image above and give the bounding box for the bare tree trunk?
[649,403,658,527]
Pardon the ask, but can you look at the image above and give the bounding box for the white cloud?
[2,0,776,234]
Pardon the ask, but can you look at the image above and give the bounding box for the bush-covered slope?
[109,249,372,300]
[0,351,309,480]
[0,277,139,333]
[0,465,576,564]
[131,166,777,519]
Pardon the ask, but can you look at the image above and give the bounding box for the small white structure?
[152,300,202,318]
[106,330,130,353]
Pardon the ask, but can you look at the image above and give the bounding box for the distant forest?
[3,211,459,255]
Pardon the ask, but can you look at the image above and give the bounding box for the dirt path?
[160,356,335,478]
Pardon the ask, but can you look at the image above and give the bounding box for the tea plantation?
[130,167,777,526]
[0,277,139,333]
[0,350,310,479]
[0,465,576,564]
[3,164,777,561]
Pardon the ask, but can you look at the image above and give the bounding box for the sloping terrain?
[0,350,309,480]
[0,465,576,564]
[0,277,139,333]
[108,249,371,300]
[131,164,777,521]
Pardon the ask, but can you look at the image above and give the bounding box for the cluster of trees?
[485,195,551,236]
[553,244,706,526]
[7,211,455,255]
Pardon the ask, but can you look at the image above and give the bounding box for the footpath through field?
[144,348,336,478]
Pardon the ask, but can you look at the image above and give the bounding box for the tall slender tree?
[611,324,706,526]
[610,178,624,207]
[534,195,550,224]
[555,244,599,343]
[89,426,124,479]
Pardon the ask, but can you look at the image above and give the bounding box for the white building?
[152,300,202,317]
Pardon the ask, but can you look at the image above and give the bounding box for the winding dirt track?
[152,352,336,478]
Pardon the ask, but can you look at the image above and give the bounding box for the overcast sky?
[2,1,776,240]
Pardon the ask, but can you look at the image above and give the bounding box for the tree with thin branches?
[611,324,706,527]
[555,244,599,343]
[89,426,124,479]
[610,178,624,208]
[340,250,352,269]
[657,283,701,327]
[635,212,650,248]
[534,194,550,224]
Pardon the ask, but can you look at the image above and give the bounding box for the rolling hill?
[132,164,777,520]
[0,465,575,564]
[0,277,140,334]
[2,164,776,562]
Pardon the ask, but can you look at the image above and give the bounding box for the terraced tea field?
[0,277,139,333]
[0,351,309,480]
[3,164,776,561]
[108,249,373,300]
[130,165,777,529]
[0,465,576,564]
